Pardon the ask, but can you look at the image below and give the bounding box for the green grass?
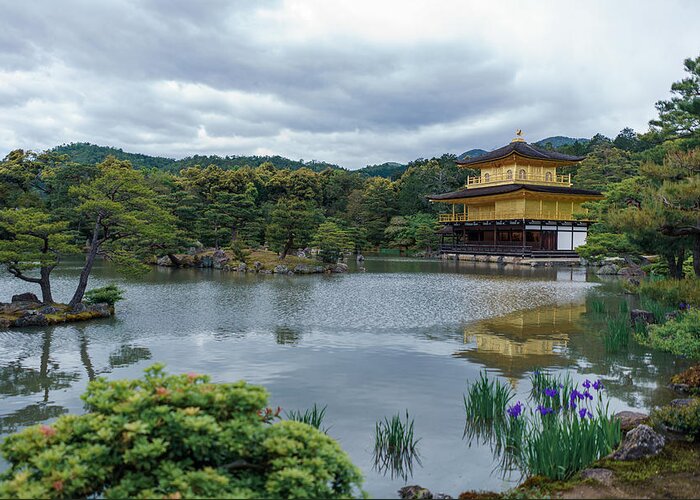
[285,403,328,432]
[373,410,421,481]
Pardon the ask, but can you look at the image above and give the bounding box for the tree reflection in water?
[0,328,152,434]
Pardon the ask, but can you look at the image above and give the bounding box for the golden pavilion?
[428,132,603,257]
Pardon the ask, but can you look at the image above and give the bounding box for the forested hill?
[534,136,589,148]
[355,162,407,179]
[50,143,343,173]
[51,135,598,178]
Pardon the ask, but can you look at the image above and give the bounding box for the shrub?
[84,284,125,306]
[651,398,700,441]
[671,365,700,395]
[639,278,700,307]
[574,232,636,262]
[0,365,363,499]
[641,310,700,359]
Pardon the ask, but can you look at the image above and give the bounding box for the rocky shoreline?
[0,292,113,328]
[155,249,350,275]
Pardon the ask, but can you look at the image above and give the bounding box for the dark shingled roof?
[427,183,603,201]
[456,141,585,167]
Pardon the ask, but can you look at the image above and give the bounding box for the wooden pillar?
[463,203,467,221]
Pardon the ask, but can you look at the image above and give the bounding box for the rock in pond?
[14,311,49,327]
[630,309,656,325]
[293,264,313,274]
[398,485,434,499]
[273,264,289,274]
[328,263,349,273]
[613,424,665,460]
[596,264,619,275]
[614,411,649,432]
[11,292,40,303]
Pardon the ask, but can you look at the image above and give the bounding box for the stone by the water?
[613,424,665,460]
[614,410,649,432]
[630,309,656,325]
[398,485,433,499]
[11,292,40,303]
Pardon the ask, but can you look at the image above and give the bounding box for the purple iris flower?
[507,401,523,418]
[569,401,577,410]
[592,380,604,391]
[583,390,594,400]
[544,388,558,398]
[569,389,584,402]
[537,405,554,416]
[582,379,591,389]
[578,408,588,418]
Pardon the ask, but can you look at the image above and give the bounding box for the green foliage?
[384,213,440,253]
[572,143,640,191]
[266,197,320,259]
[639,278,700,307]
[373,411,421,481]
[311,221,354,263]
[517,408,620,481]
[650,54,700,140]
[465,371,620,481]
[84,284,125,306]
[639,310,700,359]
[0,365,363,499]
[285,404,328,433]
[463,371,514,445]
[356,162,407,179]
[651,398,700,441]
[575,232,636,261]
[603,315,630,353]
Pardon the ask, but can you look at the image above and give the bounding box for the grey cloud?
[0,1,698,167]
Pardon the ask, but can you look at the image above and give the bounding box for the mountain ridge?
[49,136,589,178]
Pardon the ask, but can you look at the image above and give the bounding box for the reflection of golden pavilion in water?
[454,303,586,380]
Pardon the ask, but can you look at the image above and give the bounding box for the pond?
[0,257,688,497]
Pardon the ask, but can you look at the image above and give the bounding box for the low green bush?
[651,398,700,441]
[0,365,363,499]
[639,278,700,307]
[641,310,700,359]
[84,284,125,306]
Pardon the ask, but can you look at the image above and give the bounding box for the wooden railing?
[438,210,590,223]
[440,243,533,256]
[466,173,572,188]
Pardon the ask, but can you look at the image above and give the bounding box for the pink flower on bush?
[40,425,56,437]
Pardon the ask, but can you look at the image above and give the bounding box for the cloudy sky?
[0,1,698,168]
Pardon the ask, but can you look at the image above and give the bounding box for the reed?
[590,299,606,314]
[529,369,574,412]
[604,314,630,352]
[516,406,620,480]
[463,371,514,445]
[373,410,421,480]
[640,297,676,323]
[467,372,621,481]
[285,403,328,432]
